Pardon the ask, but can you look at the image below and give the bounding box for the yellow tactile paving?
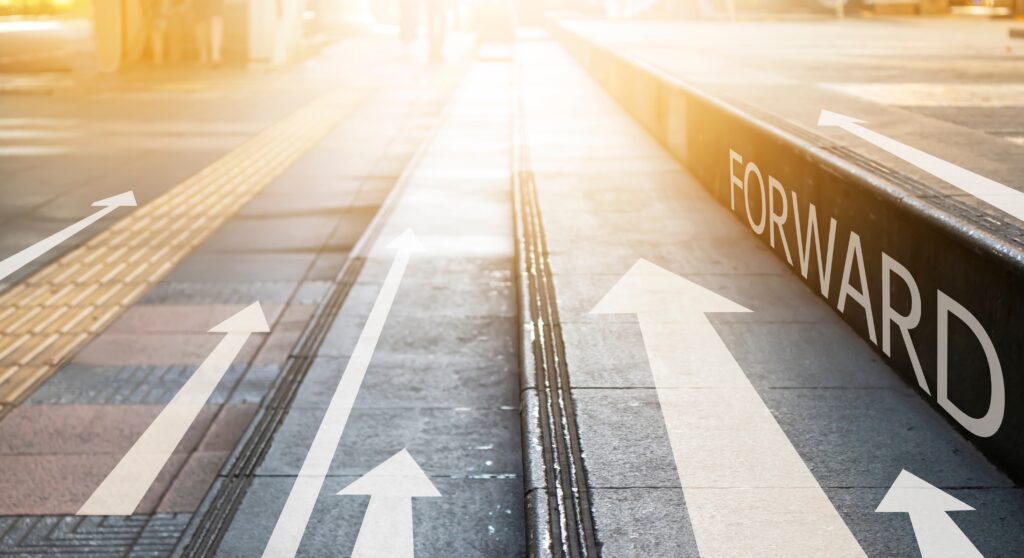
[0,88,367,411]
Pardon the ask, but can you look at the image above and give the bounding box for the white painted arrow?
[263,229,424,557]
[818,109,1024,222]
[77,302,269,516]
[0,191,136,282]
[876,469,981,558]
[592,259,865,557]
[338,449,440,558]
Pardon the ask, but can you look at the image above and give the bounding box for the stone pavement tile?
[25,364,249,405]
[827,486,1024,558]
[256,406,521,478]
[590,488,698,558]
[200,215,341,253]
[72,331,264,366]
[239,189,360,218]
[763,387,1012,489]
[156,451,229,513]
[306,251,349,281]
[253,304,316,366]
[0,452,188,515]
[323,206,379,249]
[292,280,333,305]
[228,364,281,404]
[572,388,680,489]
[105,304,286,334]
[551,272,840,325]
[164,253,316,283]
[262,173,364,199]
[196,403,258,452]
[0,513,191,556]
[288,356,518,410]
[0,404,215,455]
[317,312,516,364]
[717,321,912,390]
[386,279,516,320]
[219,476,524,558]
[547,238,783,277]
[559,321,653,389]
[139,281,298,305]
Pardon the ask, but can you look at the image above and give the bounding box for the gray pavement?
[518,37,1024,556]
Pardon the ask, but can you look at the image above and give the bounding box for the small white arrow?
[263,229,424,557]
[876,469,982,558]
[0,191,137,282]
[338,449,440,558]
[592,259,865,557]
[77,302,269,516]
[818,109,1024,223]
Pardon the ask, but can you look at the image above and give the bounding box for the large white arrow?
[0,191,137,282]
[876,469,981,558]
[592,259,865,557]
[337,448,440,557]
[77,302,269,516]
[818,109,1024,223]
[263,229,424,557]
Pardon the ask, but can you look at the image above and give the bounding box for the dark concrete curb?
[552,21,1024,483]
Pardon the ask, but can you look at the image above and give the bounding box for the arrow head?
[387,229,425,253]
[92,191,138,208]
[818,109,866,128]
[876,469,974,514]
[338,449,441,498]
[590,259,750,317]
[209,302,270,333]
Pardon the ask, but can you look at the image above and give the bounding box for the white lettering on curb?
[728,148,1005,437]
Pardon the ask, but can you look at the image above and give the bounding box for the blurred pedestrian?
[425,0,448,61]
[194,0,225,65]
[399,0,418,50]
[139,0,170,64]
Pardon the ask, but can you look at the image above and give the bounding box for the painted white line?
[592,259,865,557]
[262,229,424,557]
[0,191,136,282]
[77,302,269,516]
[337,448,440,558]
[876,469,981,558]
[818,110,1024,223]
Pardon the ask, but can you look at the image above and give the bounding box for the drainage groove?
[173,95,450,557]
[513,66,599,558]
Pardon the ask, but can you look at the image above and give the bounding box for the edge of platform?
[549,19,1024,484]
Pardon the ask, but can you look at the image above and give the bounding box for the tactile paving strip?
[0,89,367,414]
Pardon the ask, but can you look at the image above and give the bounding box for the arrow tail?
[0,205,116,283]
[351,497,414,558]
[840,121,1024,222]
[77,331,252,516]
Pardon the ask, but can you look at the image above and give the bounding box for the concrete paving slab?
[572,388,680,489]
[256,405,521,478]
[71,332,264,366]
[24,364,249,405]
[288,356,518,410]
[105,304,286,335]
[589,488,697,558]
[164,254,317,283]
[220,476,525,558]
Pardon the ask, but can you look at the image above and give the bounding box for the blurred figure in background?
[194,0,225,64]
[425,0,448,61]
[399,0,418,51]
[138,0,170,63]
